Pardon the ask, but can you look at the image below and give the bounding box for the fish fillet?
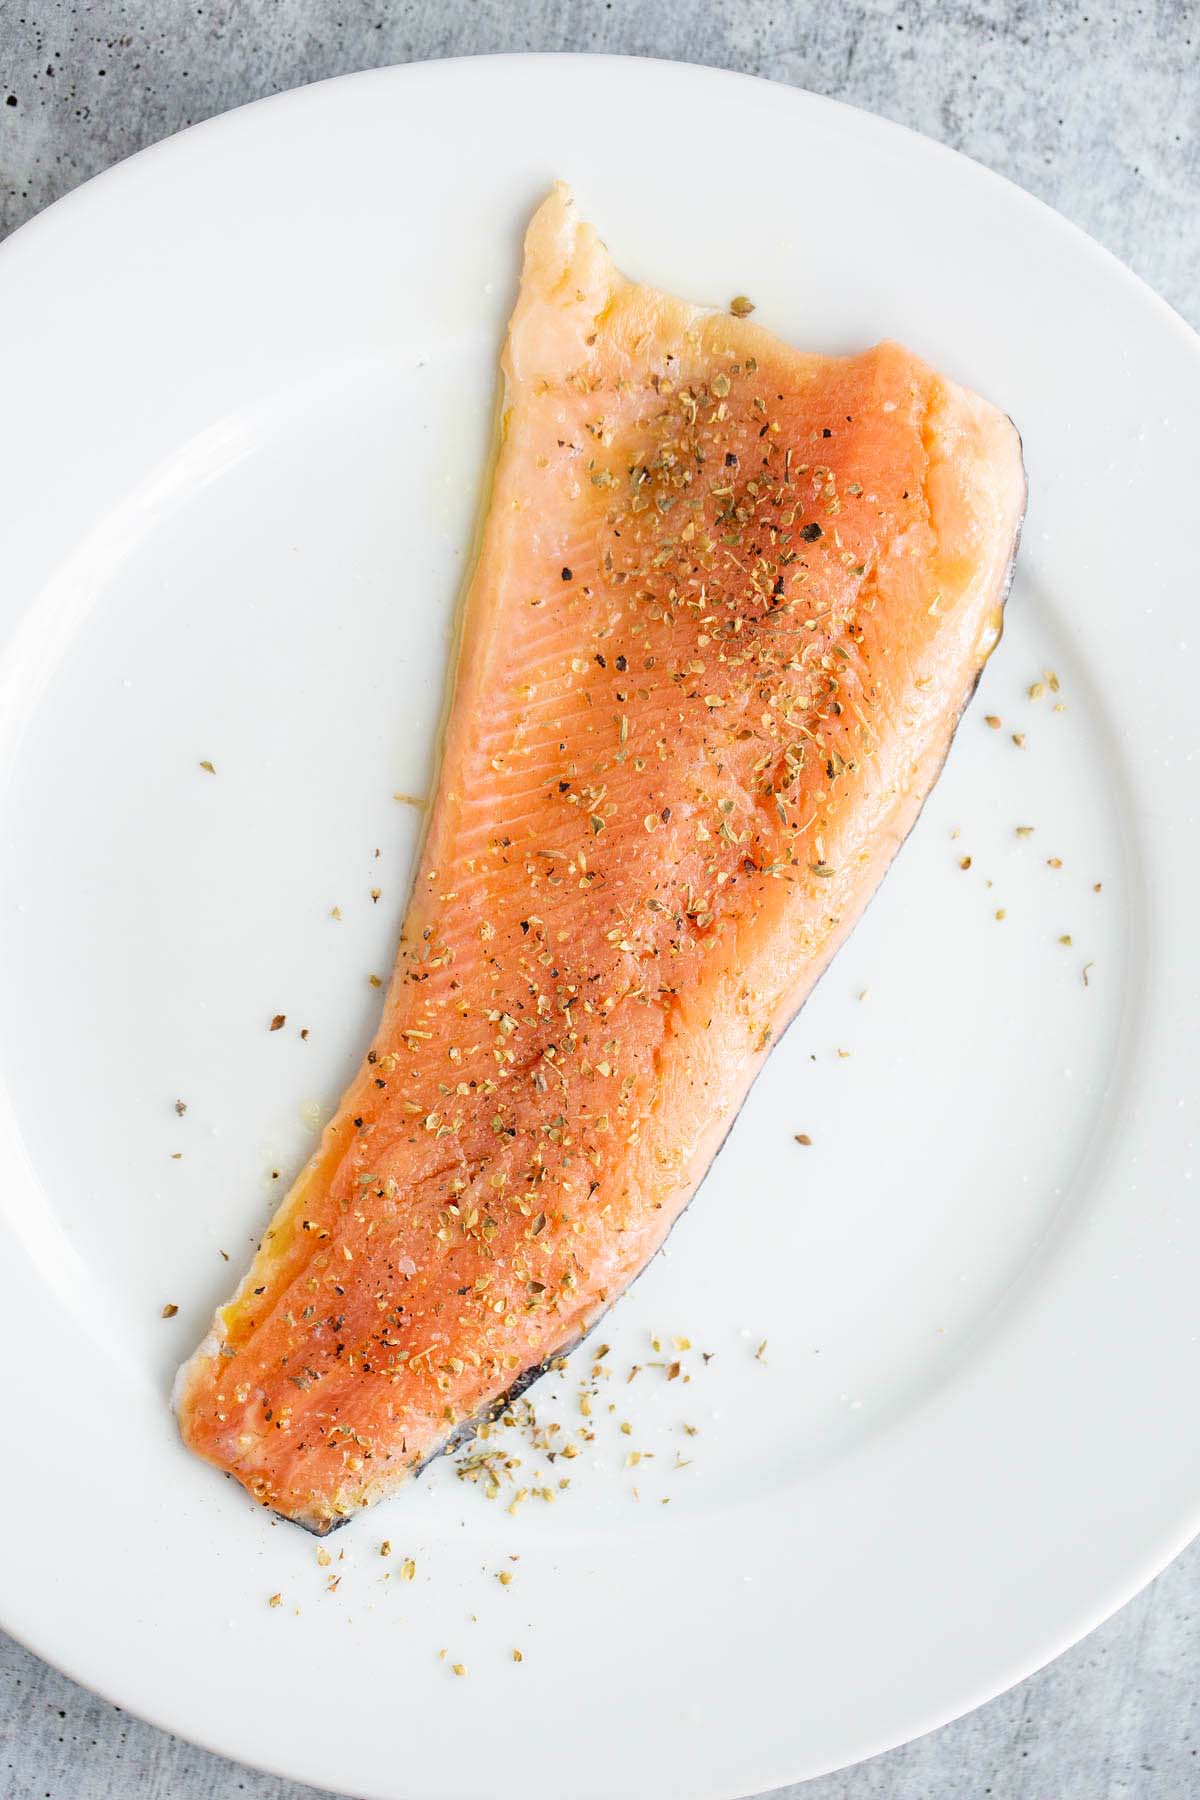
[176,183,1025,1531]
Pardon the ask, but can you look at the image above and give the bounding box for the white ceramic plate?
[0,53,1197,1800]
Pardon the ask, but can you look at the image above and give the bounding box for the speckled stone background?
[1,5,1198,1798]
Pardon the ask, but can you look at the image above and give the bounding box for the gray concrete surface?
[1,3,1198,1797]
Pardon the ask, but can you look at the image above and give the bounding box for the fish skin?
[176,184,1026,1533]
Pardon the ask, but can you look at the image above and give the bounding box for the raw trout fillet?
[176,184,1025,1530]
